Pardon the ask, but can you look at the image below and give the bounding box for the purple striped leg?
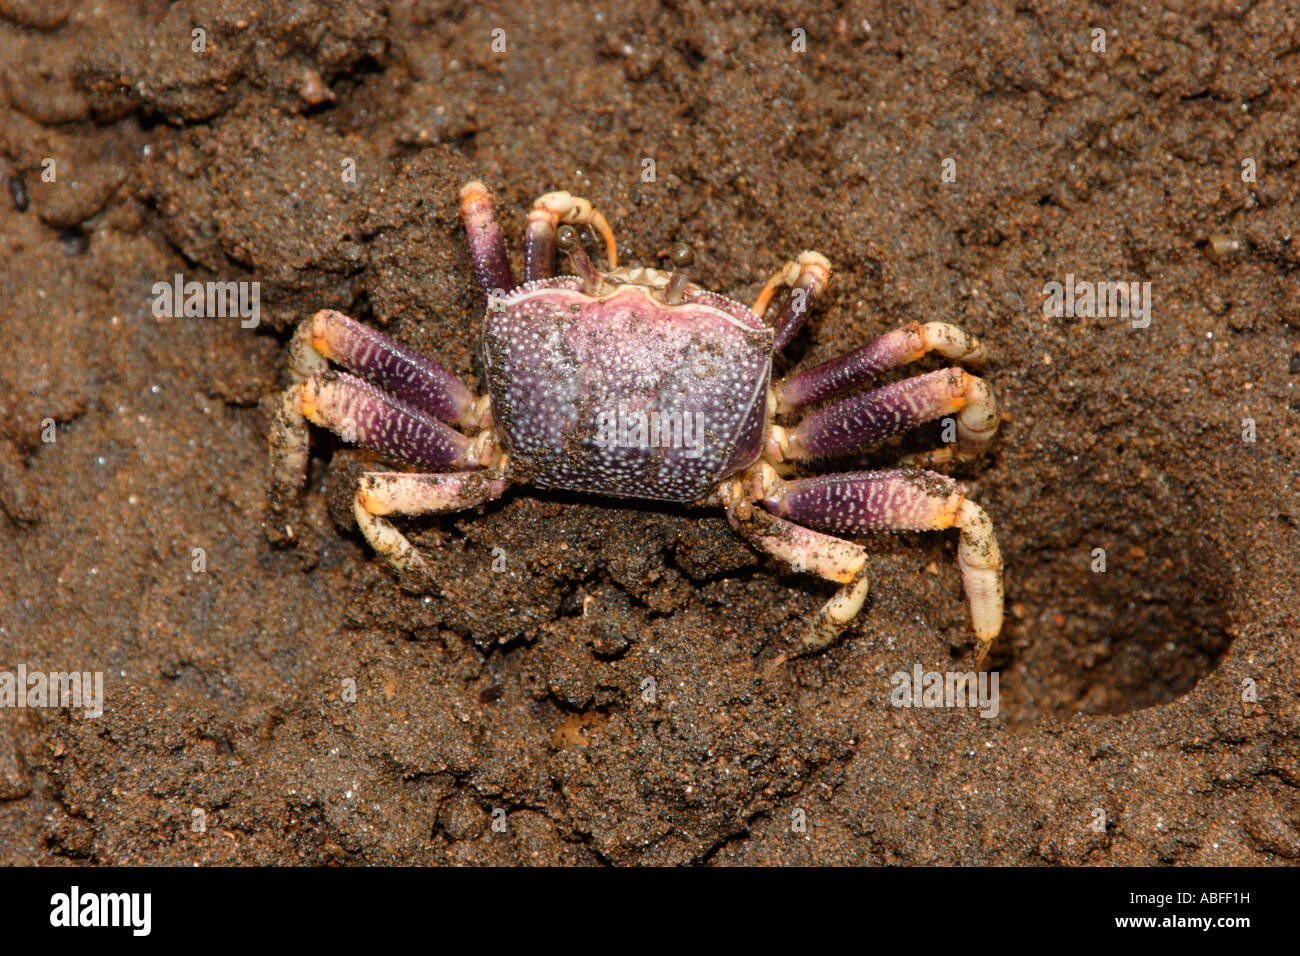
[523,189,618,283]
[355,470,509,571]
[775,320,988,413]
[302,310,479,427]
[269,370,493,511]
[776,367,999,466]
[459,181,517,299]
[762,468,1004,665]
[270,307,487,510]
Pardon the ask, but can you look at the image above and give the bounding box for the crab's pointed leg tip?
[761,652,792,679]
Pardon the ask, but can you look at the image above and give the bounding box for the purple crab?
[270,181,1004,663]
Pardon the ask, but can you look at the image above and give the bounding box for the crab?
[269,181,1004,663]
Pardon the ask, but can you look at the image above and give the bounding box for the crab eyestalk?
[665,241,694,305]
[557,224,603,294]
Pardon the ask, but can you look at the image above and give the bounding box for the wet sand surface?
[0,1,1297,864]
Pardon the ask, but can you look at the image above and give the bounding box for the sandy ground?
[0,0,1297,864]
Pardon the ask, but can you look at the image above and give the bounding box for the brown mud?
[0,1,1297,864]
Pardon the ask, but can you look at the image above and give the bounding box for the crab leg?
[752,251,832,352]
[776,321,988,413]
[524,189,618,282]
[776,367,999,465]
[270,371,491,508]
[524,211,556,283]
[354,470,509,571]
[460,181,517,298]
[293,310,480,428]
[301,372,483,467]
[752,259,798,317]
[761,469,1004,665]
[726,502,871,651]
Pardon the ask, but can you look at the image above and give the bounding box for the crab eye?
[556,224,580,250]
[669,241,695,269]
